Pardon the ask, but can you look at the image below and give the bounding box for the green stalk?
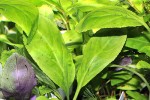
[142,22,150,33]
[111,65,150,100]
[73,85,82,100]
[66,91,70,100]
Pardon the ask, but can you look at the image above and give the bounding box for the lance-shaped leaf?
[74,35,126,99]
[0,53,37,99]
[0,0,38,35]
[76,6,147,32]
[25,15,75,98]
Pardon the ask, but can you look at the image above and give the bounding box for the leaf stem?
[111,65,150,100]
[143,23,150,33]
[73,85,82,100]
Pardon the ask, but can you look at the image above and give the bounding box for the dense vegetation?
[0,0,150,100]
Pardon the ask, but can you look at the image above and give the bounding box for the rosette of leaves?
[0,53,37,100]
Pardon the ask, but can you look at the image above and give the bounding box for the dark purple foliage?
[119,56,132,66]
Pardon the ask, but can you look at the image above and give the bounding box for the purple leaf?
[1,53,37,99]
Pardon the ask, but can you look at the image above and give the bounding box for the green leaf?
[36,96,48,100]
[71,0,119,12]
[126,90,148,100]
[62,30,82,51]
[125,33,150,57]
[117,76,142,90]
[128,0,145,13]
[26,0,44,6]
[31,63,56,89]
[0,50,15,67]
[136,61,150,83]
[59,0,72,11]
[0,0,38,35]
[74,35,126,99]
[76,6,145,32]
[25,15,75,98]
[38,4,54,20]
[136,60,150,69]
[111,71,132,86]
[0,34,23,48]
[39,86,52,95]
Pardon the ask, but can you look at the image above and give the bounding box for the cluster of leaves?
[0,0,150,100]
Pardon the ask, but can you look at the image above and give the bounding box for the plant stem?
[111,65,150,100]
[73,85,82,100]
[66,92,70,100]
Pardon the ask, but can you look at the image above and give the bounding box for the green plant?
[0,0,150,100]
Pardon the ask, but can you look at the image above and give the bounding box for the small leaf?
[126,32,150,57]
[0,50,15,67]
[126,90,148,100]
[136,60,150,69]
[117,76,142,90]
[39,86,52,95]
[62,30,82,45]
[0,34,23,48]
[111,71,132,86]
[76,6,145,32]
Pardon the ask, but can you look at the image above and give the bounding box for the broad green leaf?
[126,90,148,100]
[76,35,126,93]
[125,33,150,57]
[29,5,54,45]
[110,71,132,86]
[76,6,146,32]
[25,15,75,97]
[0,0,38,35]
